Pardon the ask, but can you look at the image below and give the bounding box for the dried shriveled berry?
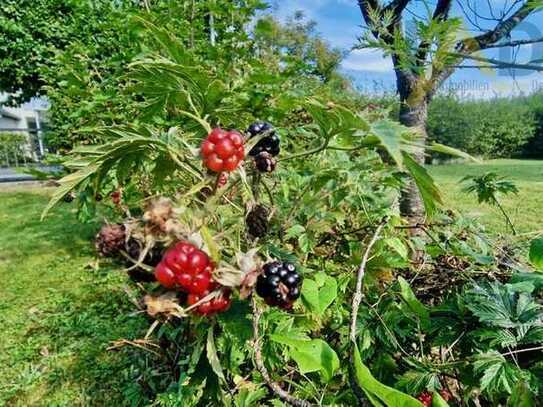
[63,191,76,203]
[95,224,126,257]
[254,152,276,173]
[246,205,270,238]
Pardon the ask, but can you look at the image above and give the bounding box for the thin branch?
[483,37,543,49]
[452,52,543,72]
[349,219,388,343]
[251,298,316,407]
[459,1,535,52]
[348,219,387,407]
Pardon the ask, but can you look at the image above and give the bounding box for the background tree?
[356,0,543,219]
[0,0,145,105]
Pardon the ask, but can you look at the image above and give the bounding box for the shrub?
[427,94,537,159]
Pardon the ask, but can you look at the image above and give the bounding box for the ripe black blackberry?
[95,223,126,257]
[254,152,276,173]
[255,261,301,309]
[247,122,280,157]
[246,205,270,238]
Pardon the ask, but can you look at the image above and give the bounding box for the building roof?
[0,108,20,120]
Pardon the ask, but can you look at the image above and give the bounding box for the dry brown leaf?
[143,292,184,318]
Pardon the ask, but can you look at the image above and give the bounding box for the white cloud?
[341,49,394,72]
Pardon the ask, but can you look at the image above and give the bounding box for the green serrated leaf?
[301,273,338,315]
[384,237,408,259]
[285,224,305,240]
[507,381,535,407]
[270,335,339,382]
[432,392,450,407]
[529,238,543,271]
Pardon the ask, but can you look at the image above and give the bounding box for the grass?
[0,185,154,406]
[429,159,543,235]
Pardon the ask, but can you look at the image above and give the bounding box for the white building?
[0,96,48,163]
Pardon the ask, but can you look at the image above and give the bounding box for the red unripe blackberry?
[417,392,432,407]
[256,261,301,309]
[201,128,245,172]
[111,190,122,205]
[155,241,214,295]
[187,289,231,315]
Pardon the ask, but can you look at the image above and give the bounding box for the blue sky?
[269,0,543,98]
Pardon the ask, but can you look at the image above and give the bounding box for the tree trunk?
[398,98,428,221]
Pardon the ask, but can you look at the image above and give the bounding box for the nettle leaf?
[396,369,441,394]
[270,335,339,382]
[351,343,423,407]
[507,381,535,407]
[301,272,338,316]
[529,238,543,271]
[398,277,430,329]
[285,224,305,240]
[473,351,523,395]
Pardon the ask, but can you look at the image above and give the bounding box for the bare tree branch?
[452,52,543,71]
[252,298,316,407]
[483,37,543,49]
[459,1,535,52]
[383,0,411,20]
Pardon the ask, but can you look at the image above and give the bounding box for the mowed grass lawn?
[0,185,151,406]
[429,159,543,235]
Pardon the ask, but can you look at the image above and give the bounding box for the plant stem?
[251,298,316,407]
[279,139,330,162]
[493,197,516,235]
[349,219,387,343]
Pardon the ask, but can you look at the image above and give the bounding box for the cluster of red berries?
[155,241,230,315]
[201,128,245,173]
[417,392,432,407]
[200,123,280,176]
[417,389,452,406]
[256,261,301,309]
